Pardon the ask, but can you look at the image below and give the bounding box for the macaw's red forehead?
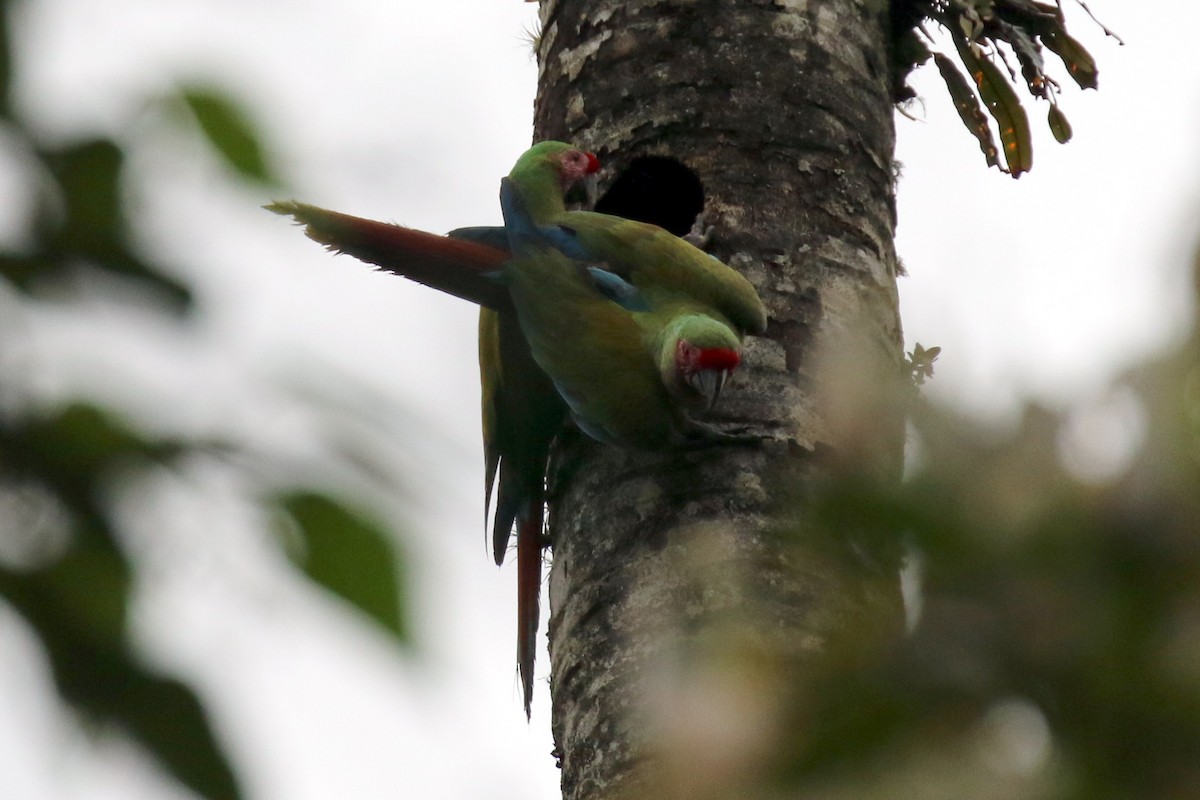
[554,148,600,181]
[697,347,740,371]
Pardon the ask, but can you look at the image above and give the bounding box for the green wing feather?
[556,212,768,337]
[504,244,680,448]
[478,308,563,563]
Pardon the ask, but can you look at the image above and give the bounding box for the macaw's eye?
[560,149,601,183]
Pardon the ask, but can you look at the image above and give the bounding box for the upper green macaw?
[503,142,766,341]
[266,141,766,718]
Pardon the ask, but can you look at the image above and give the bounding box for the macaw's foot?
[680,420,768,449]
[683,214,715,250]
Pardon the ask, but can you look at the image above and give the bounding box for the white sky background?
[0,1,1195,799]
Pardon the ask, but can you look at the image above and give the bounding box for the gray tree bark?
[531,1,907,797]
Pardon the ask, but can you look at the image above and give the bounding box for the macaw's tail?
[265,201,512,311]
[516,505,544,718]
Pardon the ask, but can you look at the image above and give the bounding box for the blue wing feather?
[500,178,595,261]
[586,267,651,311]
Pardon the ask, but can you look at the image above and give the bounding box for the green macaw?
[497,143,767,450]
[266,141,766,718]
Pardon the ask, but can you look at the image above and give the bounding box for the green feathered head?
[659,313,743,411]
[507,141,600,220]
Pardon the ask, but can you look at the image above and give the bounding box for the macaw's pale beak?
[583,171,599,209]
[689,368,731,411]
[563,171,598,210]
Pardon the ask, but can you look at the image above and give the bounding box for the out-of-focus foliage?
[906,342,941,387]
[278,492,409,640]
[784,358,1200,798]
[0,406,240,800]
[177,85,279,186]
[640,253,1200,800]
[0,3,409,799]
[2,132,196,310]
[893,0,1121,177]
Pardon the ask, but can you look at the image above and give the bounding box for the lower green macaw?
[498,171,760,449]
[267,141,766,718]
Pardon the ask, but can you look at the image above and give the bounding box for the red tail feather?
[516,506,544,718]
[266,201,511,310]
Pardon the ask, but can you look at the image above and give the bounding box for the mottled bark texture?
[533,1,906,798]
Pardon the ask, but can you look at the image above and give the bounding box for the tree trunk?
[532,1,906,797]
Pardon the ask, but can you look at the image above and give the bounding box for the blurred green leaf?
[8,404,177,487]
[41,138,124,252]
[0,533,130,649]
[279,492,407,641]
[1048,104,1073,144]
[0,253,39,289]
[0,540,242,800]
[934,53,999,169]
[955,39,1033,177]
[1042,27,1100,91]
[27,138,192,311]
[996,19,1048,97]
[181,86,275,185]
[907,342,941,386]
[112,676,242,800]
